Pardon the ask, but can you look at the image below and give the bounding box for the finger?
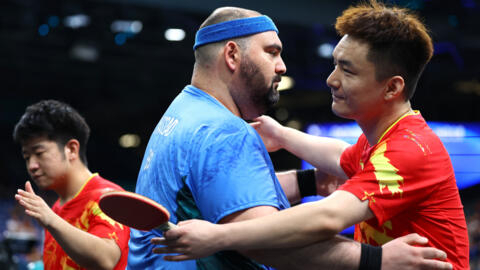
[164,229,183,240]
[163,254,193,262]
[150,237,167,245]
[25,181,36,194]
[421,259,452,270]
[177,219,197,226]
[16,191,36,205]
[249,121,260,128]
[251,116,263,122]
[153,246,184,254]
[14,193,24,202]
[24,209,40,219]
[419,247,447,260]
[400,233,428,245]
[17,189,37,202]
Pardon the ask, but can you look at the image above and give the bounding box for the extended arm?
[15,181,121,270]
[252,115,350,178]
[154,226,451,270]
[251,233,451,270]
[156,190,371,256]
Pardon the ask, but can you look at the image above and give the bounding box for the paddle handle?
[156,221,177,232]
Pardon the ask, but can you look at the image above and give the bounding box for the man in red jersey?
[13,100,130,270]
[152,1,468,269]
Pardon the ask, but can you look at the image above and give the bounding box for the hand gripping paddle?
[99,190,176,231]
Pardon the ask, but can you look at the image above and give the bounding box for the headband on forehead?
[193,15,278,50]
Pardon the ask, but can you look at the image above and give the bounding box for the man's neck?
[191,69,242,118]
[357,102,413,146]
[56,165,92,205]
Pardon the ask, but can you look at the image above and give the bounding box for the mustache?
[272,75,282,83]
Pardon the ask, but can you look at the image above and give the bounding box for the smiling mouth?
[31,174,44,181]
[332,94,345,100]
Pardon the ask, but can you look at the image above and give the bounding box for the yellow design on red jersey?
[60,256,78,270]
[75,201,124,231]
[359,220,394,245]
[370,141,404,196]
[361,191,376,207]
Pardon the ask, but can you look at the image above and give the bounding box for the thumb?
[25,181,36,195]
[249,121,260,129]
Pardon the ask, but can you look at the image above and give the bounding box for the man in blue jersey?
[127,7,289,269]
[128,6,452,270]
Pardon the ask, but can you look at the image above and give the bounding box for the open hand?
[151,219,225,261]
[15,181,57,228]
[250,115,285,152]
[382,233,452,270]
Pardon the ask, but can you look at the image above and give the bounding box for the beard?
[239,55,281,114]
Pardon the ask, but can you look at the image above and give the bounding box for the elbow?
[101,261,118,270]
[82,261,116,270]
[85,254,120,270]
[316,209,346,239]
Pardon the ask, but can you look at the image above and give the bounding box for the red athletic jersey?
[43,174,130,270]
[338,111,469,270]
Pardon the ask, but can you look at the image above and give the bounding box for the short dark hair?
[335,0,433,100]
[13,100,91,165]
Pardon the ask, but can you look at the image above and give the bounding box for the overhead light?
[278,76,295,91]
[38,24,49,36]
[64,14,90,29]
[119,134,141,148]
[164,28,186,41]
[317,43,334,58]
[70,44,99,62]
[111,20,143,34]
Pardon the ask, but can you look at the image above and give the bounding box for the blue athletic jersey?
[127,85,290,270]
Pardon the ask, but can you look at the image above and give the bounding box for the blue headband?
[193,15,278,50]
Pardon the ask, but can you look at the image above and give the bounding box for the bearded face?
[239,54,281,115]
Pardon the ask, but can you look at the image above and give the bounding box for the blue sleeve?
[188,123,283,223]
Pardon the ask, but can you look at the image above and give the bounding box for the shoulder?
[376,126,435,169]
[193,115,254,144]
[87,175,125,197]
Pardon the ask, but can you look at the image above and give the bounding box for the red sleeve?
[85,188,130,262]
[339,136,439,226]
[339,135,365,177]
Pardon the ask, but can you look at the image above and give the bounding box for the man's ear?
[64,139,80,162]
[224,41,241,72]
[384,75,405,101]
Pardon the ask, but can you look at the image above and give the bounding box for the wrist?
[218,223,236,251]
[359,243,382,270]
[296,169,317,198]
[275,125,289,149]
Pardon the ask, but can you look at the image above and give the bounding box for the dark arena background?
[1,0,479,268]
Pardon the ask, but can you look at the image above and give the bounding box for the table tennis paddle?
[99,190,176,232]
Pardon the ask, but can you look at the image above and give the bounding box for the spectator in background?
[13,100,130,270]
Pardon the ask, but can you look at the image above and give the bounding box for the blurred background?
[1,0,479,268]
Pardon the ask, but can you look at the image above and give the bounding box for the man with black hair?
[152,2,467,270]
[13,99,130,270]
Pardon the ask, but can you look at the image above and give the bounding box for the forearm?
[246,235,361,270]
[277,169,345,203]
[277,126,349,178]
[276,170,301,204]
[46,215,120,270]
[219,199,342,250]
[215,191,369,251]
